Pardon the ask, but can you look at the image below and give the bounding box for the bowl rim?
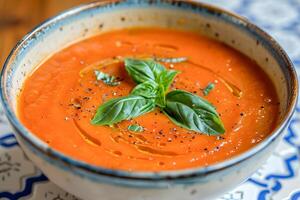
[0,0,298,181]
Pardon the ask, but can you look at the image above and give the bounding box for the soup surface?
[18,28,279,171]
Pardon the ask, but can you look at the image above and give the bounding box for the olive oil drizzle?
[80,55,242,98]
[73,118,180,157]
[187,61,243,98]
[73,119,102,147]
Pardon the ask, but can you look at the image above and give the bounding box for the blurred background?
[1,0,300,68]
[0,0,96,66]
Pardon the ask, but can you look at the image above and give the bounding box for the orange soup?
[18,28,279,171]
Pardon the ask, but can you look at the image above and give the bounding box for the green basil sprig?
[128,124,144,132]
[94,70,120,86]
[91,95,155,125]
[125,58,179,107]
[131,81,158,99]
[124,59,165,84]
[91,58,225,135]
[163,90,225,135]
[202,83,215,96]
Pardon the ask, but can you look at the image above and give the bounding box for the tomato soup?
[18,28,279,171]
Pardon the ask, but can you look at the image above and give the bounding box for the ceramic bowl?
[0,1,298,200]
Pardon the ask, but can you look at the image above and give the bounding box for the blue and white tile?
[22,182,80,200]
[241,0,299,29]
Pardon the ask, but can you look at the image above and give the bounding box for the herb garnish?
[128,124,144,132]
[95,70,120,86]
[92,58,225,135]
[202,83,215,96]
[91,95,155,125]
[163,90,224,134]
[155,57,188,63]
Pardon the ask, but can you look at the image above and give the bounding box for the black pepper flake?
[240,112,244,116]
[83,97,90,101]
[217,136,225,140]
[70,103,81,110]
[85,88,92,92]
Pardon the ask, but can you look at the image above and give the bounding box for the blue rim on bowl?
[0,0,298,183]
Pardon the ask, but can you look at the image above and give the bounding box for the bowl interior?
[1,1,297,176]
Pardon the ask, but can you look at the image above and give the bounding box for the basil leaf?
[91,95,155,125]
[158,70,179,91]
[202,83,215,96]
[125,58,165,84]
[155,85,166,108]
[95,70,120,86]
[163,90,225,135]
[131,81,158,99]
[128,124,144,132]
[92,58,225,136]
[131,81,166,107]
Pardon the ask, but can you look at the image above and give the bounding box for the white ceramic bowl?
[0,1,297,200]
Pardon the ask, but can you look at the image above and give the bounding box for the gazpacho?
[18,28,279,171]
